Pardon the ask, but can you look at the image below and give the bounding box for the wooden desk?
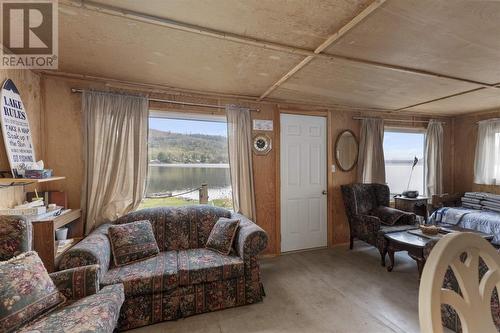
[395,196,429,218]
[32,209,83,272]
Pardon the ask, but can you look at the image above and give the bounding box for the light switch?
[331,164,336,173]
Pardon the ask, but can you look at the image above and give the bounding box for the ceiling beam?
[394,87,489,111]
[258,0,387,100]
[61,0,500,92]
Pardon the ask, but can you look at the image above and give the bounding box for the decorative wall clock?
[253,134,272,155]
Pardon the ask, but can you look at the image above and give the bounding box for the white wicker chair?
[419,232,500,333]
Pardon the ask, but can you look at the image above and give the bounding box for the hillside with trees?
[148,129,228,164]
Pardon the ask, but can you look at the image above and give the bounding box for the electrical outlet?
[331,164,336,173]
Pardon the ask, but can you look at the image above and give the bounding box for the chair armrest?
[58,224,112,278]
[231,213,268,259]
[49,265,100,301]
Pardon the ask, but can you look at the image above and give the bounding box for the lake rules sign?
[0,79,36,176]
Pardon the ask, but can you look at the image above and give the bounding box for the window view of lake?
[140,116,233,209]
[384,131,425,196]
[146,164,232,201]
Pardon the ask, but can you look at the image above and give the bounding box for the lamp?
[402,156,419,198]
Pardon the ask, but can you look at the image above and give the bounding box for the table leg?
[416,258,425,279]
[387,247,395,272]
[380,244,387,267]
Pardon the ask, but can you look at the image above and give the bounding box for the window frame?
[383,126,427,197]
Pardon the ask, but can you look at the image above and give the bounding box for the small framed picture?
[253,119,273,131]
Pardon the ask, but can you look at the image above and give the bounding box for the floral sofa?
[58,205,268,330]
[0,215,125,333]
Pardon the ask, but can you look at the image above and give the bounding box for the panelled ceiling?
[57,0,500,115]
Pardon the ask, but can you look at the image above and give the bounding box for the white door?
[280,114,327,252]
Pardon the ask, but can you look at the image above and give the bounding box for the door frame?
[275,108,333,255]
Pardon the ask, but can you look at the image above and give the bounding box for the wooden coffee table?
[384,224,494,278]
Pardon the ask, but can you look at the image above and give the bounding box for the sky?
[383,131,425,161]
[150,117,227,136]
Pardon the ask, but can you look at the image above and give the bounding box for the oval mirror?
[335,130,358,172]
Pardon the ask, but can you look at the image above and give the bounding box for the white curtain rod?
[70,88,260,112]
[352,116,446,125]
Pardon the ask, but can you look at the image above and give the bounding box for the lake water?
[146,162,424,202]
[146,164,232,200]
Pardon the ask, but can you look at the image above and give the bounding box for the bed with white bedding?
[429,206,500,245]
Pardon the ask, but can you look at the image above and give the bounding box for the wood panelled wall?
[0,72,475,256]
[453,110,500,195]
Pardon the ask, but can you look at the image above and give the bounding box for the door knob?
[322,190,327,195]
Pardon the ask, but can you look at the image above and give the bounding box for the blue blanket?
[429,207,500,245]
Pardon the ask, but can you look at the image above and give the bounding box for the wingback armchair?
[341,183,417,265]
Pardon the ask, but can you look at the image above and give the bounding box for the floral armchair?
[0,215,125,333]
[341,183,417,266]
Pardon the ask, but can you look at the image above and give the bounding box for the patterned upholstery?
[341,184,417,265]
[101,251,178,297]
[206,217,240,255]
[178,248,244,285]
[19,284,124,333]
[0,216,124,333]
[113,206,232,251]
[58,223,112,279]
[0,215,32,261]
[49,265,100,301]
[0,252,66,332]
[59,205,268,330]
[108,220,159,266]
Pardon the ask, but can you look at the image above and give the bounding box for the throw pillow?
[205,217,240,255]
[108,220,159,266]
[371,206,407,226]
[0,251,65,332]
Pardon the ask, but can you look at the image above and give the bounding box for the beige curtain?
[81,90,148,233]
[357,118,386,184]
[425,120,444,195]
[474,118,500,185]
[226,105,256,220]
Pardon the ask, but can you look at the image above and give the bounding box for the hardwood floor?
[130,242,423,333]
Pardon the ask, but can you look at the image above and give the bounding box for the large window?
[139,112,233,209]
[383,129,425,196]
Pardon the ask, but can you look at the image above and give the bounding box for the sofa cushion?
[108,220,159,266]
[178,248,244,286]
[101,251,178,297]
[206,218,240,255]
[0,252,65,332]
[18,284,124,333]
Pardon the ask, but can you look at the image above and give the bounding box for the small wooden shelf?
[31,208,83,272]
[0,176,66,185]
[55,237,82,262]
